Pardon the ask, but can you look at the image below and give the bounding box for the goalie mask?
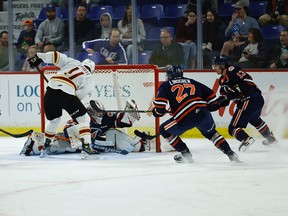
[82,59,95,73]
[87,100,105,124]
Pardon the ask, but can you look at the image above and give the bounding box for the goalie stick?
[0,128,33,138]
[134,129,159,140]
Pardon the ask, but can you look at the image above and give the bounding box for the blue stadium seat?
[138,51,153,64]
[143,39,161,51]
[140,4,164,19]
[76,52,101,64]
[249,1,267,17]
[89,5,113,20]
[113,5,140,19]
[164,4,186,17]
[61,8,76,20]
[218,3,235,17]
[158,17,181,30]
[147,27,174,39]
[261,25,284,40]
[37,7,62,20]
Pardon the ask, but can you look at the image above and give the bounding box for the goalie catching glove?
[28,54,43,68]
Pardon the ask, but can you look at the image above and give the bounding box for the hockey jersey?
[154,77,217,122]
[37,51,94,100]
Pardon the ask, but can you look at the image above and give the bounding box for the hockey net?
[40,64,166,152]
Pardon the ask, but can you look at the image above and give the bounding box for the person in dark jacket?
[269,29,288,69]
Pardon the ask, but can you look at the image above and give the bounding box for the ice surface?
[0,137,288,216]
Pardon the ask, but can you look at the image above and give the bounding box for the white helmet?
[82,59,95,73]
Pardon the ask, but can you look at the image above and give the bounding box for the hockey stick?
[35,66,49,83]
[55,135,129,155]
[89,100,156,113]
[0,128,33,138]
[134,129,160,141]
[91,144,129,155]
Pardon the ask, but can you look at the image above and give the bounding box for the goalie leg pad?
[106,129,141,152]
[124,99,141,121]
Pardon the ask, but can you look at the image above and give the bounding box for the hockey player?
[28,51,98,159]
[20,99,149,156]
[152,65,240,163]
[210,55,278,151]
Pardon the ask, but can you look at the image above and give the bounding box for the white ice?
[0,137,288,216]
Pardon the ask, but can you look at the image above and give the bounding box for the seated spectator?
[0,31,17,71]
[202,9,226,68]
[95,13,113,39]
[16,19,36,55]
[22,45,42,71]
[117,4,146,61]
[149,28,184,69]
[175,7,197,69]
[59,4,95,55]
[35,4,65,52]
[258,0,288,27]
[186,0,218,19]
[82,28,128,65]
[231,28,269,68]
[269,29,288,69]
[220,0,259,56]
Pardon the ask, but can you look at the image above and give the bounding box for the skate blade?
[81,152,100,160]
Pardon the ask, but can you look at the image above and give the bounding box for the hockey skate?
[227,151,241,163]
[174,148,193,163]
[19,136,34,156]
[238,136,255,152]
[81,139,100,160]
[39,139,52,158]
[262,132,278,146]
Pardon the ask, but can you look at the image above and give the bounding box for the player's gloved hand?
[207,95,229,112]
[28,54,43,68]
[152,108,164,117]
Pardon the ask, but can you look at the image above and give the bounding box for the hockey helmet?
[82,59,95,73]
[87,100,105,124]
[212,55,230,69]
[166,65,183,81]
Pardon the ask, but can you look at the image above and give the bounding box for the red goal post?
[40,64,164,152]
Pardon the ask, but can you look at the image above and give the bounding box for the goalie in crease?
[20,99,150,156]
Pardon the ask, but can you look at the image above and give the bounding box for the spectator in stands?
[269,29,288,69]
[186,0,218,18]
[16,19,36,55]
[82,28,128,65]
[0,31,17,71]
[149,28,184,69]
[35,4,65,52]
[95,13,113,39]
[202,9,226,68]
[22,45,42,72]
[117,4,146,61]
[175,7,197,69]
[231,28,269,68]
[220,0,259,56]
[59,4,95,55]
[258,0,288,27]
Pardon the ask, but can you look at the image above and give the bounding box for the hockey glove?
[207,95,229,112]
[28,54,43,68]
[152,108,164,117]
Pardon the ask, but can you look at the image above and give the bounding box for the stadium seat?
[143,39,161,51]
[218,3,235,17]
[113,5,140,19]
[260,25,284,40]
[138,51,153,64]
[61,8,76,20]
[249,1,267,17]
[76,52,101,64]
[89,5,113,20]
[37,7,62,20]
[164,4,186,17]
[158,17,181,30]
[147,27,174,39]
[140,4,164,19]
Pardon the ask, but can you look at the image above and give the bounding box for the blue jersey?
[154,77,216,122]
[82,38,127,64]
[219,65,261,102]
